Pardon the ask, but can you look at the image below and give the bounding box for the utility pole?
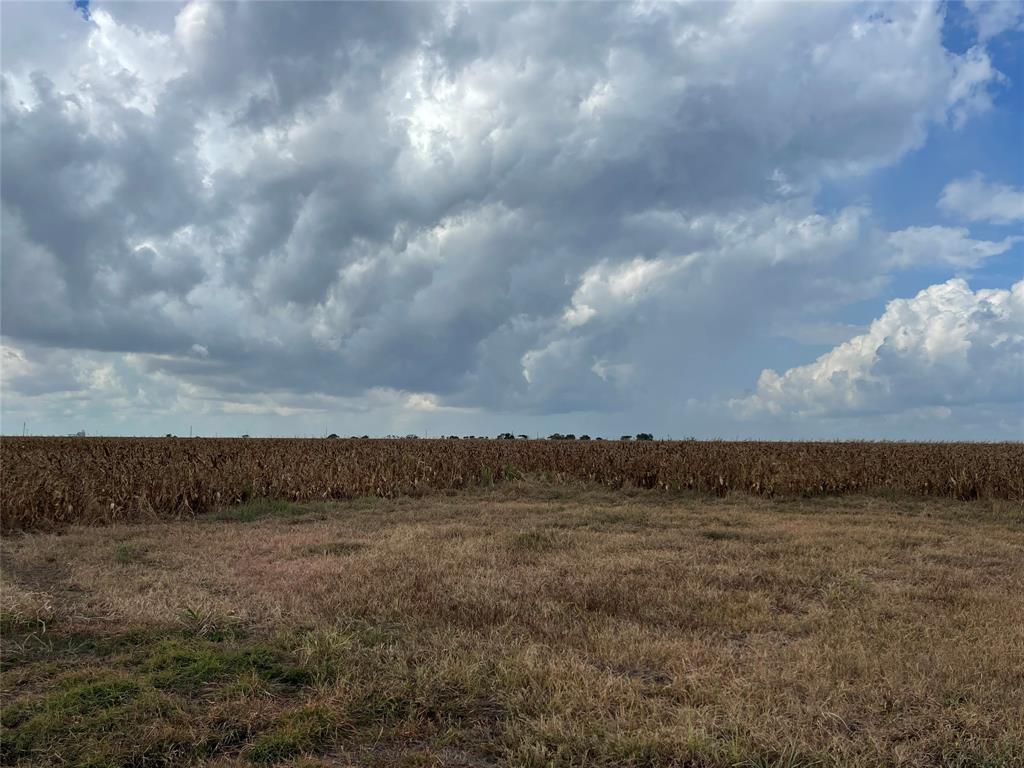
[23,422,26,437]
[189,425,193,438]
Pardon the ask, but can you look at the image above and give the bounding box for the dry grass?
[2,482,1023,766]
[3,438,1023,530]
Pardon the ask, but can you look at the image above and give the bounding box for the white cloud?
[86,9,185,114]
[965,0,1024,41]
[945,45,1002,128]
[174,2,225,61]
[733,279,1024,418]
[939,174,1024,225]
[1,343,35,386]
[886,226,1019,269]
[563,257,686,328]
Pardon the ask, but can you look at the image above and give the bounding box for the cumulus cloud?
[939,174,1024,225]
[733,279,1024,418]
[0,1,1019,435]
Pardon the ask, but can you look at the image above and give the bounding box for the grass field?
[2,481,1022,767]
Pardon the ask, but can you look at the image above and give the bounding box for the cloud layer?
[1,1,1021,436]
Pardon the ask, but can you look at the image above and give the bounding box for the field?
[1,440,1023,766]
[1,438,1022,529]
[2,482,1023,767]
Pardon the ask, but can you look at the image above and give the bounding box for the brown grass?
[2,482,1022,766]
[2,438,1023,530]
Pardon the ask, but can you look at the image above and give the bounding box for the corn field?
[1,437,1021,530]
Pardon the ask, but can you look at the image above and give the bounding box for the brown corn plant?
[1,437,1021,530]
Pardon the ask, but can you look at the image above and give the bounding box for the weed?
[113,542,144,565]
[303,541,365,557]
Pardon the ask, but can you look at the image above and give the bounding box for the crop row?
[1,438,1021,529]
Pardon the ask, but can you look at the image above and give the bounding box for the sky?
[0,1,1022,439]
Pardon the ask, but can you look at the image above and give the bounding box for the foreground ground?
[1,483,1022,767]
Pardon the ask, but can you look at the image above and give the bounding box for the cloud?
[886,226,1019,269]
[732,279,1024,418]
[0,1,1017,435]
[938,173,1024,225]
[965,0,1024,41]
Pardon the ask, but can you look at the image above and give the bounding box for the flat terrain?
[2,483,1022,767]
[4,438,1022,530]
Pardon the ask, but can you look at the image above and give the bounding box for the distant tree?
[326,433,339,439]
[517,434,529,440]
[620,435,632,441]
[636,433,654,441]
[447,435,460,439]
[564,433,576,440]
[241,434,250,438]
[165,433,174,438]
[497,432,515,440]
[548,433,563,440]
[579,434,591,440]
[405,434,419,439]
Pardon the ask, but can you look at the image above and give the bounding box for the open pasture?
[1,481,1023,766]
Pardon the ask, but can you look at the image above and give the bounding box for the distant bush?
[636,433,654,441]
[579,435,591,441]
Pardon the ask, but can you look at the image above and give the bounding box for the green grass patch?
[113,542,145,565]
[0,671,192,767]
[245,706,336,764]
[207,497,305,523]
[142,638,311,694]
[303,541,365,557]
[0,620,326,767]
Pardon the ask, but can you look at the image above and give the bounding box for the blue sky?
[1,1,1021,439]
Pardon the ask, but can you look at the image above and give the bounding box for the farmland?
[2,482,1023,767]
[1,437,1022,530]
[1,439,1023,766]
